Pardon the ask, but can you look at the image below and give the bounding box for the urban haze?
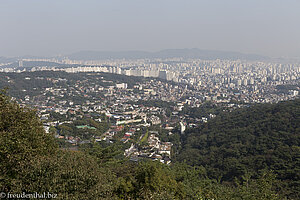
[0,1,299,199]
[0,0,300,58]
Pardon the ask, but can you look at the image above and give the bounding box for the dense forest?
[0,89,299,199]
[177,99,300,199]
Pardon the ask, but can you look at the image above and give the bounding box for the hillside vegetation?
[177,99,300,198]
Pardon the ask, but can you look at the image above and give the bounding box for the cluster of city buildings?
[1,57,299,163]
[125,131,173,164]
[1,58,299,103]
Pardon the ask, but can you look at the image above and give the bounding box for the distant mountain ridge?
[0,56,17,64]
[0,49,270,63]
[66,48,268,61]
[0,61,78,69]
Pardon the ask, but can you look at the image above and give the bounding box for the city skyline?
[0,0,300,58]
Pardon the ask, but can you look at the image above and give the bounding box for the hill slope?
[177,100,300,198]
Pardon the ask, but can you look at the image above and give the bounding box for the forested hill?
[177,99,300,198]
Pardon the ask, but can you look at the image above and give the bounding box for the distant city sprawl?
[0,57,299,164]
[1,57,299,104]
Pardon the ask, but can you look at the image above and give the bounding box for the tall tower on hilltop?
[18,60,23,68]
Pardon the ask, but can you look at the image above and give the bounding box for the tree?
[134,161,184,199]
[0,89,57,192]
[0,90,114,199]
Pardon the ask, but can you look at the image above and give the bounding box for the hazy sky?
[0,0,299,57]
